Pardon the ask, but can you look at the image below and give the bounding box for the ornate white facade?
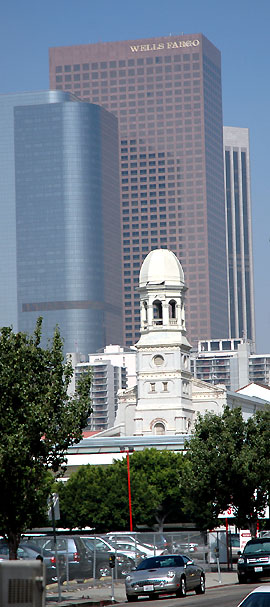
[115,249,194,435]
[134,249,193,435]
[104,249,270,439]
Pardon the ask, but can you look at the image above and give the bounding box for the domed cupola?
[139,248,185,288]
[137,248,190,347]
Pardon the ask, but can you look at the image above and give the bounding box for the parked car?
[125,554,205,601]
[109,540,148,563]
[19,543,66,584]
[0,540,65,584]
[107,535,164,557]
[238,537,270,583]
[133,534,171,551]
[80,536,133,578]
[23,535,92,581]
[236,584,270,606]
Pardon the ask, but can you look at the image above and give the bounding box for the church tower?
[134,249,193,435]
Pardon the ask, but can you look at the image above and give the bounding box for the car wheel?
[176,576,186,597]
[195,574,205,594]
[97,562,111,578]
[238,574,248,584]
[126,595,138,602]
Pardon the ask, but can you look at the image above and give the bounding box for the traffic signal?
[109,554,116,568]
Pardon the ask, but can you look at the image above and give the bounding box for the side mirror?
[131,566,136,571]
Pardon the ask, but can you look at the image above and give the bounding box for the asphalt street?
[45,574,265,606]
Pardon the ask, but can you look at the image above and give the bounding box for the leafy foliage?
[58,449,187,532]
[181,407,270,535]
[0,319,92,557]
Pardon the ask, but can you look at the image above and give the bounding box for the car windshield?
[240,592,270,606]
[137,556,184,570]
[244,542,270,555]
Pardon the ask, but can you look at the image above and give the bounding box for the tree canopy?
[181,406,270,535]
[58,449,187,532]
[0,319,91,557]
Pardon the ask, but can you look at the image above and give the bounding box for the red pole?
[126,451,133,532]
[226,517,230,570]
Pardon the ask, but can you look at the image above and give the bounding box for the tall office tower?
[0,90,122,353]
[50,34,228,346]
[223,127,255,345]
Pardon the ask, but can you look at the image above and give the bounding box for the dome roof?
[139,249,185,288]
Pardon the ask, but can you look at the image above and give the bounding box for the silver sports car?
[125,554,205,601]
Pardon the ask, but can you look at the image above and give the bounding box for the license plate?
[254,566,263,572]
[143,585,154,592]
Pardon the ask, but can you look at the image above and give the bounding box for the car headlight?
[167,570,176,578]
[126,575,132,582]
[238,558,244,564]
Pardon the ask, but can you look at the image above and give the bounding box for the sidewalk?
[46,571,238,606]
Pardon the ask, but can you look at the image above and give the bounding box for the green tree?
[181,407,270,535]
[58,448,187,532]
[0,319,91,558]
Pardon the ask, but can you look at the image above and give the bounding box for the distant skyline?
[1,0,269,352]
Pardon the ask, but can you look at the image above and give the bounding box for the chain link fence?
[22,529,238,585]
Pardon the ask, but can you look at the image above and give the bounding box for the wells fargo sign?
[130,40,200,52]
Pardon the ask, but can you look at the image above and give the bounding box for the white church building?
[66,249,270,472]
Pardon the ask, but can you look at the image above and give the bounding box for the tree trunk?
[249,520,258,539]
[8,531,21,560]
[154,513,166,533]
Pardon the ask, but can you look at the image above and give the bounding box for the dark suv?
[238,537,270,583]
[24,535,92,582]
[0,539,65,584]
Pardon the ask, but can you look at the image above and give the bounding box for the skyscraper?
[223,126,255,345]
[49,33,229,347]
[0,90,122,352]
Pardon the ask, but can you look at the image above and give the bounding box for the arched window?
[169,299,177,320]
[154,422,165,435]
[153,299,163,325]
[143,301,148,325]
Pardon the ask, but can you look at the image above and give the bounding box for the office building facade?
[49,33,229,347]
[0,91,66,333]
[223,127,255,345]
[0,91,122,353]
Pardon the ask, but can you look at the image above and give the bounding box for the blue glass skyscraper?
[0,91,122,353]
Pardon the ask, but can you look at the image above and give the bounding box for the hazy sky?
[1,0,269,352]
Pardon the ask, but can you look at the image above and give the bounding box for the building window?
[143,301,148,325]
[162,382,168,392]
[150,383,156,392]
[153,355,164,367]
[154,422,165,435]
[153,300,163,325]
[169,299,177,320]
